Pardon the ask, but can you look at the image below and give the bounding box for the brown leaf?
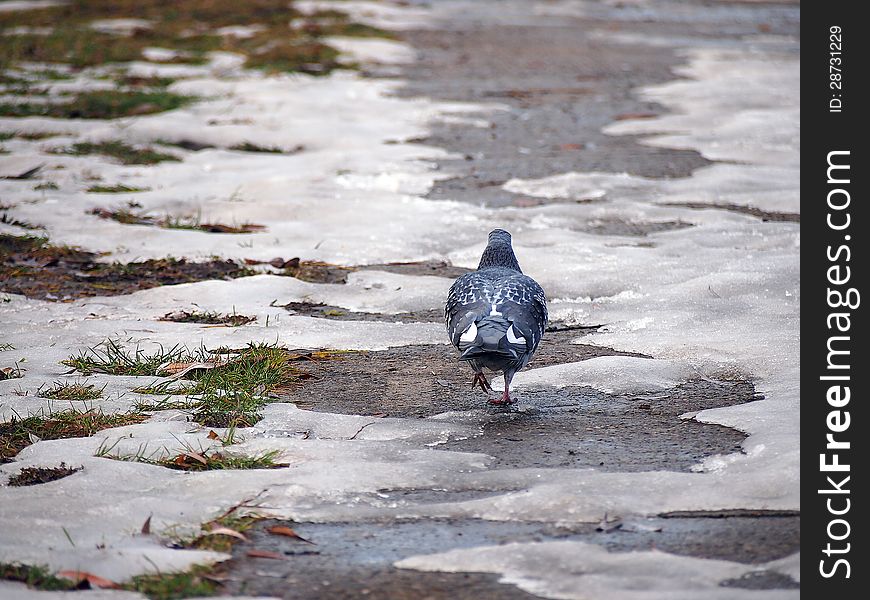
[141,515,152,535]
[204,526,249,542]
[182,451,209,466]
[613,112,658,121]
[267,525,315,544]
[246,549,285,560]
[207,430,219,440]
[57,571,120,589]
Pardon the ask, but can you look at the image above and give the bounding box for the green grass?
[0,563,78,592]
[98,439,283,472]
[62,340,188,376]
[0,91,195,120]
[0,232,48,256]
[0,561,223,599]
[0,406,147,462]
[57,140,180,165]
[0,130,65,141]
[37,381,105,401]
[125,566,219,600]
[66,341,333,428]
[33,181,59,191]
[87,183,150,193]
[0,1,392,81]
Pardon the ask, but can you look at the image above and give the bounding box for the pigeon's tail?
[457,315,525,362]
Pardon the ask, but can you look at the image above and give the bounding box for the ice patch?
[514,356,697,395]
[396,542,799,600]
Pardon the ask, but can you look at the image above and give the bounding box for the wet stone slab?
[218,515,799,599]
[285,333,753,473]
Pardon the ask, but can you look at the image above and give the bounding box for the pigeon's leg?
[472,371,492,393]
[488,369,515,405]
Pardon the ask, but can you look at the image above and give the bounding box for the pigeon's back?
[445,230,547,371]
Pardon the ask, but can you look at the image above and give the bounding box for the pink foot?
[487,388,513,405]
[472,372,493,393]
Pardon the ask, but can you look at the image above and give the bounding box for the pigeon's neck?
[478,241,522,273]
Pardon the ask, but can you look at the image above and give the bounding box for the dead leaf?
[267,525,315,544]
[613,112,658,121]
[204,526,249,542]
[246,549,285,560]
[177,451,208,466]
[141,515,152,535]
[207,430,219,440]
[57,571,120,589]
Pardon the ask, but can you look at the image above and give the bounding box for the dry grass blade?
[204,527,249,542]
[141,515,152,535]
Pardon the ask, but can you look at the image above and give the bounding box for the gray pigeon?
[445,229,547,405]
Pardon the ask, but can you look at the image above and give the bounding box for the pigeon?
[445,229,547,405]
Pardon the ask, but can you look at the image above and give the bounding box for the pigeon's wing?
[495,274,548,356]
[445,272,491,348]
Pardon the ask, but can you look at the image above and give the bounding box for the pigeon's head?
[478,228,522,272]
[488,228,512,244]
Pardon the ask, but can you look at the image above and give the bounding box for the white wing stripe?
[506,325,526,345]
[460,321,478,343]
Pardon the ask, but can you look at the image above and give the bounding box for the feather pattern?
[445,229,547,404]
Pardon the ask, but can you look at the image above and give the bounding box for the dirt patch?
[364,260,472,279]
[395,23,711,208]
[583,218,694,237]
[282,301,443,323]
[6,463,81,487]
[217,515,799,599]
[0,233,255,301]
[286,330,643,417]
[441,379,754,472]
[661,202,801,223]
[285,334,751,472]
[160,310,256,327]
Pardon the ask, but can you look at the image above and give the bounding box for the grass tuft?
[37,381,105,401]
[125,565,219,600]
[68,341,337,428]
[62,340,189,376]
[0,406,147,462]
[57,140,180,165]
[0,563,78,592]
[87,183,150,193]
[0,90,194,119]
